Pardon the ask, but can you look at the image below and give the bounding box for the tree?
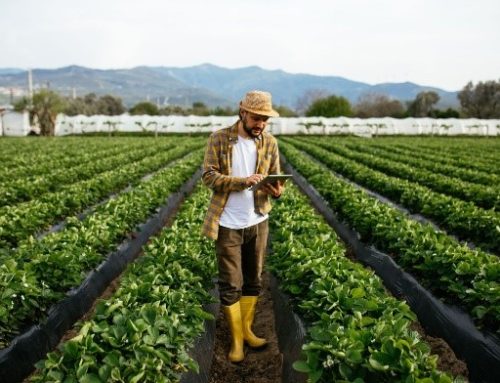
[407,91,440,117]
[305,95,353,117]
[64,98,90,116]
[95,95,126,115]
[295,89,330,116]
[14,89,66,135]
[355,93,405,118]
[458,80,500,118]
[210,106,237,116]
[428,108,460,118]
[274,105,298,117]
[64,93,125,116]
[190,102,210,116]
[129,101,159,115]
[160,105,188,116]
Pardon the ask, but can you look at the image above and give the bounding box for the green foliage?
[160,105,189,115]
[280,138,500,332]
[458,80,500,118]
[129,101,160,115]
[190,102,210,116]
[428,108,460,118]
[355,93,405,118]
[305,95,353,117]
[32,183,216,382]
[209,106,238,116]
[270,184,453,382]
[64,93,125,116]
[14,89,66,135]
[159,104,238,116]
[0,139,206,346]
[274,104,298,117]
[407,91,440,117]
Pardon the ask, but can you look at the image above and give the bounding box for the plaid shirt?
[201,121,281,240]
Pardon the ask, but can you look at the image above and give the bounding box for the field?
[0,135,499,382]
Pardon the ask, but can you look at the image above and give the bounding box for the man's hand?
[245,174,264,187]
[261,181,283,198]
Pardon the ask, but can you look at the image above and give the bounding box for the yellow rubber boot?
[223,301,244,362]
[240,296,267,348]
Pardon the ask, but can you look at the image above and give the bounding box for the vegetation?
[406,91,440,117]
[0,140,205,346]
[458,80,500,118]
[14,89,66,135]
[9,78,500,129]
[1,135,498,382]
[32,184,216,382]
[305,95,353,117]
[129,101,160,115]
[271,185,454,382]
[354,93,405,118]
[280,138,500,333]
[64,93,125,116]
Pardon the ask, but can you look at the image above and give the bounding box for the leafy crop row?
[339,138,498,187]
[301,137,499,211]
[0,139,204,250]
[0,137,145,179]
[269,184,453,383]
[0,139,169,206]
[0,149,204,347]
[387,141,500,175]
[282,137,500,254]
[410,139,500,164]
[279,141,500,333]
[31,184,217,383]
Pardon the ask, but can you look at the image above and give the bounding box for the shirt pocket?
[259,153,272,174]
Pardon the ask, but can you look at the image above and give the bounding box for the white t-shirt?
[219,135,268,229]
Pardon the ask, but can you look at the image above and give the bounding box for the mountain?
[0,68,25,75]
[0,64,459,109]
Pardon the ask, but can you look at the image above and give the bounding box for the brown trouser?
[215,219,269,306]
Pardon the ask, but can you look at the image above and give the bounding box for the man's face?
[242,111,269,137]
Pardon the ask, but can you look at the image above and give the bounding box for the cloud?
[1,0,499,90]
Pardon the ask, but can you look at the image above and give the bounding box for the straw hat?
[240,90,280,117]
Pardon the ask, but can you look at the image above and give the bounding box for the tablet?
[251,174,292,191]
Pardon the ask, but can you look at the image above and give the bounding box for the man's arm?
[202,134,255,192]
[261,138,284,198]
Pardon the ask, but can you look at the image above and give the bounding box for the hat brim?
[240,105,280,118]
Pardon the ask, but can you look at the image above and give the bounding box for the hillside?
[0,64,459,108]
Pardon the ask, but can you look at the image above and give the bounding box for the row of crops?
[0,135,498,382]
[0,137,206,349]
[279,137,499,333]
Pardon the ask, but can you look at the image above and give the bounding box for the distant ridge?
[0,64,459,108]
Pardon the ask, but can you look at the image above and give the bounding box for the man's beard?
[242,118,262,137]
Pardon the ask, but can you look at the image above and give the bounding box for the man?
[202,90,283,362]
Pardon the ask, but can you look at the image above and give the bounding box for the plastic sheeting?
[270,274,308,383]
[53,114,500,136]
[0,168,203,383]
[180,285,219,383]
[0,111,30,136]
[282,157,500,383]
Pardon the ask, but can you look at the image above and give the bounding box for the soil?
[208,271,283,383]
[410,322,468,379]
[59,275,124,344]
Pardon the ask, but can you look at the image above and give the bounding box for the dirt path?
[208,271,283,383]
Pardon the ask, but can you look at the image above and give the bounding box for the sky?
[1,0,499,91]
